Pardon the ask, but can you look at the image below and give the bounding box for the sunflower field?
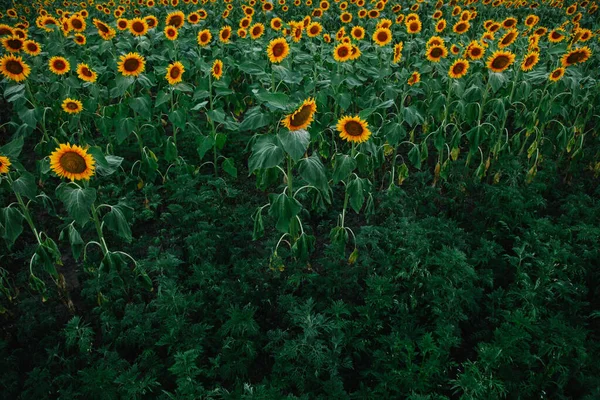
[1,0,600,397]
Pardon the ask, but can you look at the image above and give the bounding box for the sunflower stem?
[91,203,109,256]
[208,74,218,176]
[286,155,293,197]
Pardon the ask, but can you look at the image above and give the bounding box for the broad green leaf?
[169,109,186,130]
[88,147,123,176]
[222,157,237,178]
[252,207,264,240]
[1,206,24,246]
[279,129,310,161]
[197,135,215,159]
[56,184,96,227]
[115,117,135,144]
[0,136,24,159]
[248,135,284,173]
[103,203,133,242]
[408,145,422,169]
[239,107,271,131]
[11,171,37,200]
[332,154,357,183]
[347,177,369,214]
[255,90,290,110]
[67,224,84,260]
[297,155,330,201]
[268,193,302,233]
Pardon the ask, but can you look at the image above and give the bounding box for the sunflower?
[0,24,13,36]
[351,26,365,40]
[501,17,517,29]
[525,15,539,28]
[436,19,446,32]
[166,11,185,28]
[93,19,116,40]
[549,67,565,82]
[486,50,516,72]
[250,23,265,39]
[49,56,70,75]
[117,52,145,77]
[61,98,83,114]
[117,18,129,31]
[164,26,178,40]
[349,45,362,60]
[307,22,322,37]
[407,71,420,85]
[219,26,232,43]
[426,36,445,48]
[0,54,30,82]
[267,38,290,63]
[466,41,485,60]
[2,36,23,53]
[50,143,95,181]
[145,15,158,29]
[488,22,501,33]
[271,17,283,30]
[373,27,392,46]
[521,51,539,71]
[282,98,317,131]
[449,58,469,79]
[534,27,547,36]
[188,12,200,24]
[129,17,148,36]
[323,34,332,43]
[377,19,393,30]
[548,29,565,43]
[340,11,353,23]
[76,63,97,82]
[561,47,591,67]
[23,40,41,56]
[433,10,443,19]
[211,59,223,80]
[453,20,470,34]
[337,115,371,143]
[198,29,212,46]
[68,15,86,32]
[74,34,86,45]
[426,45,448,62]
[393,42,403,63]
[0,155,10,174]
[165,61,184,85]
[238,29,247,38]
[498,28,519,48]
[577,28,592,42]
[333,43,353,62]
[406,20,422,34]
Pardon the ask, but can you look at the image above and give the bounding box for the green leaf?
[18,107,37,128]
[155,90,170,107]
[103,203,133,242]
[248,135,284,173]
[1,207,24,246]
[222,157,237,178]
[0,136,24,159]
[292,233,315,260]
[297,155,330,201]
[255,90,290,110]
[115,117,135,144]
[332,154,357,183]
[110,76,135,97]
[56,184,96,227]
[129,95,152,120]
[197,135,215,159]
[268,193,302,233]
[88,147,123,176]
[67,224,84,260]
[35,237,62,278]
[252,207,264,240]
[11,171,37,200]
[239,107,271,131]
[278,129,310,161]
[347,177,369,214]
[165,137,178,162]
[408,145,422,169]
[169,109,186,130]
[206,108,227,124]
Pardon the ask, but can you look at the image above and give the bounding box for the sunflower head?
[2,35,23,52]
[164,26,178,40]
[426,45,448,62]
[282,98,317,131]
[373,27,392,46]
[393,42,403,63]
[406,19,422,34]
[77,63,97,83]
[549,67,565,82]
[117,52,145,77]
[351,26,365,40]
[62,98,83,114]
[198,29,212,46]
[333,43,353,62]
[23,40,41,56]
[407,71,420,85]
[50,143,95,181]
[166,61,185,85]
[521,51,539,71]
[453,20,470,34]
[219,26,232,43]
[561,47,591,67]
[337,115,371,143]
[74,34,86,45]
[267,38,290,63]
[129,17,149,36]
[498,28,519,48]
[0,155,11,174]
[166,11,185,28]
[466,41,485,60]
[449,58,470,79]
[212,59,223,80]
[486,50,516,73]
[307,22,322,37]
[49,56,71,75]
[250,23,265,39]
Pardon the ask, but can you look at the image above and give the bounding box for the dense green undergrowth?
[2,138,600,399]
